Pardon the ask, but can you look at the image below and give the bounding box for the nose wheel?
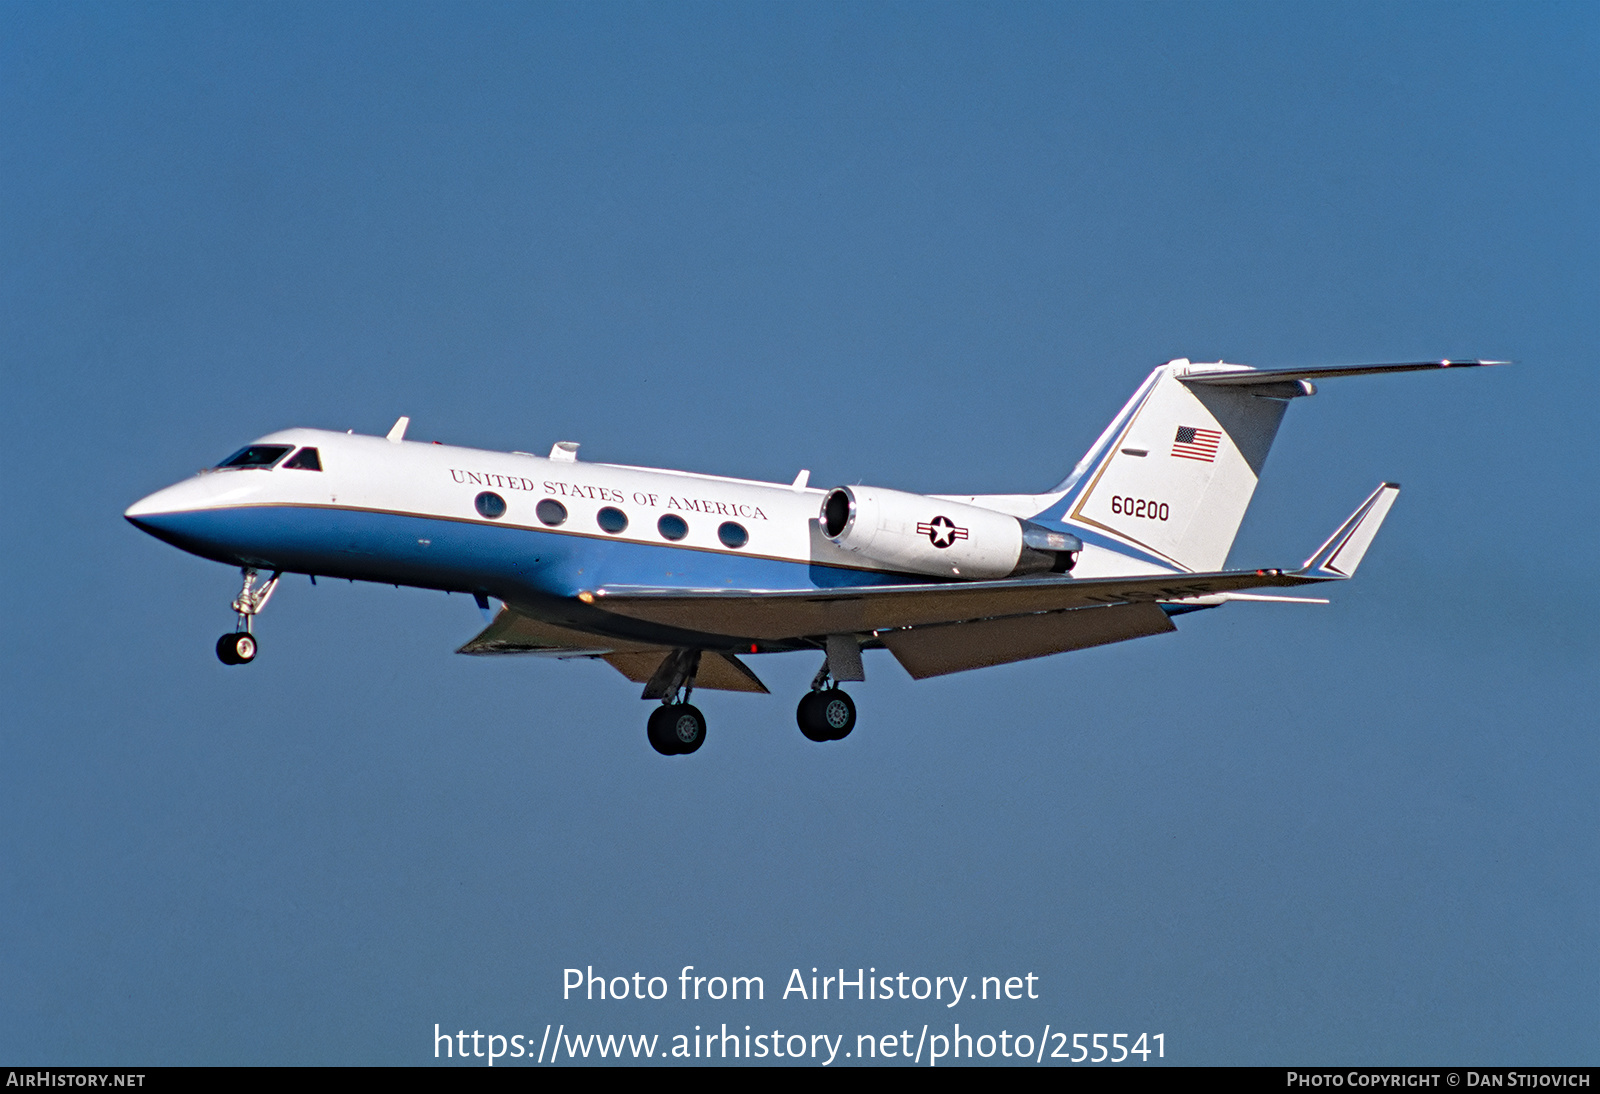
[215,568,280,666]
[216,632,257,665]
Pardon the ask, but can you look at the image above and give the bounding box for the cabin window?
[475,491,507,519]
[216,445,292,470]
[657,514,689,541]
[597,507,628,534]
[718,521,749,549]
[282,447,322,471]
[536,499,568,526]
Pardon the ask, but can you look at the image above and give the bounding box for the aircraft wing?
[456,607,650,657]
[456,605,770,693]
[463,483,1396,683]
[589,567,1321,640]
[591,482,1401,643]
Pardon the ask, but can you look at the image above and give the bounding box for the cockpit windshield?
[282,446,322,471]
[216,445,293,470]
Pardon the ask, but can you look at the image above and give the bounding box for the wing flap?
[882,602,1176,679]
[459,606,769,692]
[603,650,769,694]
[456,607,658,657]
[603,651,674,684]
[695,652,769,694]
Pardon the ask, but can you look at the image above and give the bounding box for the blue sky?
[3,1,1595,1065]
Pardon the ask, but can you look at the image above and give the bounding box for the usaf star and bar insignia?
[917,515,969,548]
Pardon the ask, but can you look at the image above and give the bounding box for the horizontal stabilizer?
[1181,360,1506,387]
[1300,483,1400,578]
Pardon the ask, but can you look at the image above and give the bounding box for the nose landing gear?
[216,568,280,666]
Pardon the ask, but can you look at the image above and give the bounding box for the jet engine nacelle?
[820,485,1080,580]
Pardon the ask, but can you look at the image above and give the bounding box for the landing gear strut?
[643,648,707,755]
[797,660,856,742]
[216,567,280,666]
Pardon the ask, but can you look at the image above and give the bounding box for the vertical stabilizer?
[1060,361,1302,572]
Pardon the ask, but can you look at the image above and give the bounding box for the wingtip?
[1299,482,1401,578]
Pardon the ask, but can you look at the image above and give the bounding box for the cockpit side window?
[282,447,322,471]
[216,445,293,470]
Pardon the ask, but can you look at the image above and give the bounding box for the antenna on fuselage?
[386,416,410,443]
[549,441,580,462]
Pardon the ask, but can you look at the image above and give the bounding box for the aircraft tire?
[796,693,828,741]
[798,691,855,742]
[216,632,255,665]
[647,706,679,755]
[670,704,707,755]
[819,688,855,740]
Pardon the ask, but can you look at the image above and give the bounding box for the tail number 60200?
[1110,496,1169,521]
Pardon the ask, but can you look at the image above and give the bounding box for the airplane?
[124,357,1499,756]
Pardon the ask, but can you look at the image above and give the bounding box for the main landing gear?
[643,649,707,756]
[216,567,280,666]
[796,661,856,743]
[647,703,707,756]
[639,643,860,755]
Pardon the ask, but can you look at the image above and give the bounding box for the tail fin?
[1028,357,1497,572]
[1051,360,1304,572]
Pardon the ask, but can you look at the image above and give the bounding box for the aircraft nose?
[124,475,247,560]
[124,477,211,526]
[125,486,177,523]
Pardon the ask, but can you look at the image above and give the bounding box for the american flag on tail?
[1171,425,1222,462]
